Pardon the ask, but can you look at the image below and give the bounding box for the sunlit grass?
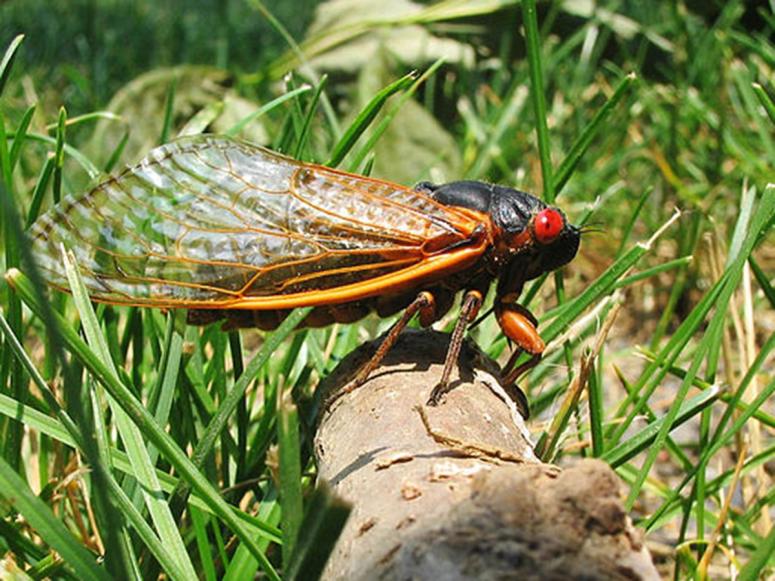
[0,1,773,579]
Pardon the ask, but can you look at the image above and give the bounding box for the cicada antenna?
[579,222,606,235]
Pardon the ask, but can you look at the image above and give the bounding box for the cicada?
[27,136,580,406]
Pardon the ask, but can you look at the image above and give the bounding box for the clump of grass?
[0,1,773,579]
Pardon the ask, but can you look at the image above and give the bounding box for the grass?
[1,1,774,579]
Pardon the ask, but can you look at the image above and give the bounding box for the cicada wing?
[30,135,485,309]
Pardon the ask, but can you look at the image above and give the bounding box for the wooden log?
[314,329,659,581]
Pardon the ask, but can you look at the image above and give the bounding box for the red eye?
[534,208,564,244]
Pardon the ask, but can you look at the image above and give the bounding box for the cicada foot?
[335,288,485,409]
[426,381,449,406]
[427,367,530,418]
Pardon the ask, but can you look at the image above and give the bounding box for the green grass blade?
[0,110,24,473]
[348,59,444,172]
[166,307,310,565]
[749,256,775,309]
[223,486,282,581]
[285,483,351,581]
[629,188,775,510]
[8,131,101,179]
[44,111,123,132]
[603,386,720,468]
[607,275,724,444]
[229,331,248,479]
[522,0,554,201]
[553,72,636,196]
[24,154,55,228]
[2,384,279,547]
[0,456,111,581]
[643,332,775,532]
[615,256,693,288]
[190,307,310,472]
[9,104,36,171]
[726,183,756,267]
[145,312,175,415]
[190,506,218,581]
[616,366,694,472]
[751,82,775,124]
[147,316,184,464]
[179,101,224,137]
[104,474,186,581]
[61,250,198,580]
[276,75,313,154]
[0,303,276,545]
[0,312,83,448]
[616,188,651,257]
[587,358,605,457]
[6,268,281,579]
[159,77,178,144]
[225,85,311,137]
[738,523,775,581]
[294,74,328,159]
[638,351,775,430]
[0,518,48,568]
[86,386,141,581]
[103,129,130,173]
[327,71,417,167]
[52,107,67,203]
[0,34,24,96]
[690,375,775,510]
[706,331,775,459]
[648,444,775,532]
[466,82,529,180]
[0,391,76,448]
[278,391,303,566]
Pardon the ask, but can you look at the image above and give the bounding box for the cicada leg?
[347,291,437,391]
[496,302,544,387]
[426,289,484,406]
[501,350,542,387]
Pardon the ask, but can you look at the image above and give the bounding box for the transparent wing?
[30,135,485,308]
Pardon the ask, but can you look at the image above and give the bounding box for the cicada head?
[489,187,581,282]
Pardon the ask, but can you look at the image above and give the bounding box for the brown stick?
[314,329,659,580]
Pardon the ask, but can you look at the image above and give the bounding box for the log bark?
[314,329,659,581]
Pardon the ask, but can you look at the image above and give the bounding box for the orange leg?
[427,290,484,406]
[349,291,436,390]
[496,302,544,386]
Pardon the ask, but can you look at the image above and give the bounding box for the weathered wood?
[314,329,658,580]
